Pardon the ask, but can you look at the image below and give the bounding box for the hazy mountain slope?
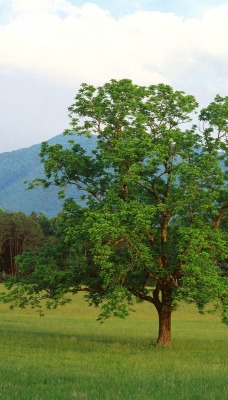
[0,134,96,217]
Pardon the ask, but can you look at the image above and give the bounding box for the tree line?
[0,210,57,278]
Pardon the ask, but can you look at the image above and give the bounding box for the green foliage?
[0,210,44,278]
[1,79,227,345]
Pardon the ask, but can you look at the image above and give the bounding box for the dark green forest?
[0,210,55,278]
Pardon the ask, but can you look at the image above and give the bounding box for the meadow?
[0,287,227,400]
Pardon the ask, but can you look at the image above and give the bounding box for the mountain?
[1,134,226,218]
[0,134,96,217]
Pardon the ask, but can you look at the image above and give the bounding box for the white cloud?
[0,0,228,151]
[1,2,228,86]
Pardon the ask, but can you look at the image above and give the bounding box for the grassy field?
[0,288,227,400]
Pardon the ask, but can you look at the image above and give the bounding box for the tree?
[0,210,44,277]
[1,80,227,346]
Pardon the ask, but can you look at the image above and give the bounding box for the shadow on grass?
[0,318,160,352]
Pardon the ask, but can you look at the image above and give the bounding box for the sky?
[0,0,228,152]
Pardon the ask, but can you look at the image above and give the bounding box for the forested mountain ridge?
[0,132,226,217]
[0,134,96,217]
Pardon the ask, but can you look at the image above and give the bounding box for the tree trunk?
[156,307,172,346]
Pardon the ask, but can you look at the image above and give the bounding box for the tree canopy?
[1,79,227,346]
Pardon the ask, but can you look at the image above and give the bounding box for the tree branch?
[137,181,162,204]
[213,205,228,229]
[127,286,155,304]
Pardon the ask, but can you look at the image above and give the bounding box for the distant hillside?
[0,134,96,217]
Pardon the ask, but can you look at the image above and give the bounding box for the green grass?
[0,289,227,400]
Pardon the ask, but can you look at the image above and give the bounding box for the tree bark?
[155,284,173,346]
[156,307,172,346]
